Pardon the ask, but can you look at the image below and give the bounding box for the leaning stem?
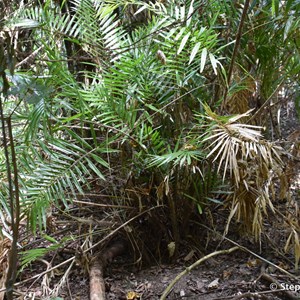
[0,39,20,300]
[222,0,251,107]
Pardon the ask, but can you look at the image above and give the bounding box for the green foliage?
[0,0,299,271]
[20,241,62,270]
[148,147,203,169]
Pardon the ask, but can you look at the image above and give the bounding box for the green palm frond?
[148,149,203,169]
[12,0,126,69]
[17,4,81,39]
[147,138,203,169]
[20,240,65,270]
[18,137,108,230]
[72,0,126,60]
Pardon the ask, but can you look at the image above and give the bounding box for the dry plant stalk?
[160,246,240,300]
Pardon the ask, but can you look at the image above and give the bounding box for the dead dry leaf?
[208,278,219,289]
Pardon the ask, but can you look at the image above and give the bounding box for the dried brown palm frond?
[198,105,284,239]
[284,215,300,270]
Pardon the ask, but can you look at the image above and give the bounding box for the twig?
[50,259,75,298]
[198,223,297,279]
[66,276,72,300]
[212,289,288,300]
[232,290,282,300]
[247,78,285,123]
[222,0,251,106]
[260,273,300,300]
[83,206,162,254]
[160,246,239,300]
[73,199,134,209]
[0,256,76,293]
[0,34,20,300]
[16,45,43,67]
[0,206,162,293]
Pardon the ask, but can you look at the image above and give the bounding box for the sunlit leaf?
[200,48,207,72]
[177,32,191,55]
[189,42,201,65]
[209,53,218,75]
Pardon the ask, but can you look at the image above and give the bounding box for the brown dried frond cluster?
[282,129,300,269]
[203,108,285,240]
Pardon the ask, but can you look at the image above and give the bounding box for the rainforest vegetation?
[0,0,300,299]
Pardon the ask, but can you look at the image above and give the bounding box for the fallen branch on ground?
[198,223,297,279]
[160,246,240,300]
[90,240,127,300]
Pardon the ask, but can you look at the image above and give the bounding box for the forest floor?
[12,100,300,300]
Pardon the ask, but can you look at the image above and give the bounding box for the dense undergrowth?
[0,0,300,298]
